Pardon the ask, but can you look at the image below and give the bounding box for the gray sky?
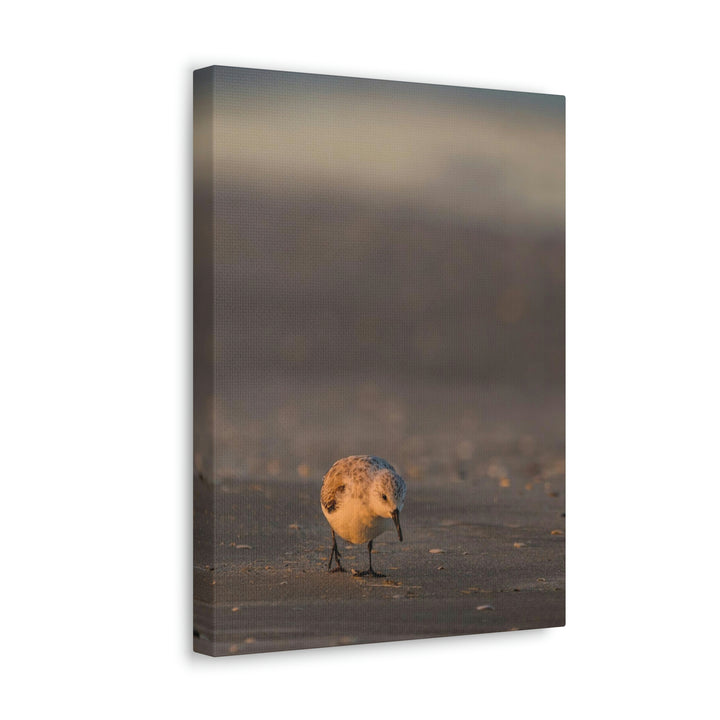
[208,66,564,236]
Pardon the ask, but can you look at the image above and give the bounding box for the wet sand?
[194,457,565,656]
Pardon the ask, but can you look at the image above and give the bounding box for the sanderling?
[321,455,406,576]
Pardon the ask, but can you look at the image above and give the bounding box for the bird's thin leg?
[356,539,385,577]
[327,532,337,569]
[368,539,385,577]
[328,530,345,573]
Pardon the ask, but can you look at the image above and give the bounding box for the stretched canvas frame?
[194,66,565,656]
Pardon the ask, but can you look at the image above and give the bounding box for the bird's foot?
[329,565,346,573]
[351,568,385,578]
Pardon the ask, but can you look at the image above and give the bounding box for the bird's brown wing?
[321,464,348,514]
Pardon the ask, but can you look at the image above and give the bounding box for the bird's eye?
[382,494,387,501]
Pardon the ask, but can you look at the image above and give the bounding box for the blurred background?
[195,67,564,485]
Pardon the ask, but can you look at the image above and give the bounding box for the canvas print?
[193,66,565,656]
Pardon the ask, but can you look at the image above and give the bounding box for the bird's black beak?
[391,509,403,542]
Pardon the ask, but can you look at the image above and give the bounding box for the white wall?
[2,2,718,718]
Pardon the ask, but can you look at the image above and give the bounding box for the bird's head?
[371,471,406,541]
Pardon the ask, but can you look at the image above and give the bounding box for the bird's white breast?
[322,495,393,545]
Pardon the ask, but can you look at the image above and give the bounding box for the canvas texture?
[193,66,565,656]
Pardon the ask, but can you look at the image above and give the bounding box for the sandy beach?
[193,393,565,656]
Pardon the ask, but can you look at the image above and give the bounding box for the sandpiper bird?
[321,455,406,576]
